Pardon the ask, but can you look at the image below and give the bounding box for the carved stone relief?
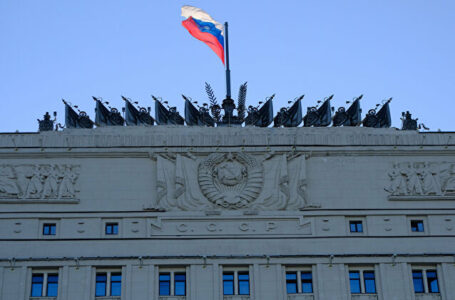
[198,152,262,209]
[155,152,311,211]
[0,164,80,201]
[385,162,455,199]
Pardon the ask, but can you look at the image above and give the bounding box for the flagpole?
[224,22,231,99]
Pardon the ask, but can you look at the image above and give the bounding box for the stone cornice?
[0,127,454,149]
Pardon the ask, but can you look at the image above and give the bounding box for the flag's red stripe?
[182,17,225,64]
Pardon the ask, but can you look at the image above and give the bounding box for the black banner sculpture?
[274,95,303,127]
[362,98,392,128]
[333,95,363,127]
[63,100,94,129]
[183,95,215,127]
[50,91,408,131]
[122,96,154,126]
[93,97,124,126]
[153,96,185,125]
[245,95,274,127]
[303,95,333,127]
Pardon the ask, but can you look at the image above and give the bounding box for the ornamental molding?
[0,164,80,203]
[385,161,455,200]
[198,152,263,209]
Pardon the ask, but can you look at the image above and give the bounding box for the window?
[412,268,439,294]
[95,270,122,297]
[286,270,313,294]
[159,269,186,296]
[30,271,59,297]
[411,220,424,232]
[105,223,119,235]
[349,221,363,233]
[223,269,250,295]
[42,223,56,236]
[349,269,376,294]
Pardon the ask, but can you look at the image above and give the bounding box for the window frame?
[407,216,428,235]
[30,269,60,297]
[349,220,364,233]
[222,267,250,296]
[411,266,440,294]
[105,222,119,235]
[102,219,122,238]
[285,266,314,294]
[346,217,366,235]
[158,267,187,296]
[95,268,122,297]
[39,219,59,238]
[348,267,377,294]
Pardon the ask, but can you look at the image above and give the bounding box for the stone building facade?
[0,126,454,300]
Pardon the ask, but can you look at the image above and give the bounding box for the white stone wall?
[0,127,454,300]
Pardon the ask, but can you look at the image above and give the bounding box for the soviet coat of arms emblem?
[198,152,263,209]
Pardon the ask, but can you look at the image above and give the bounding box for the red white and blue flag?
[181,5,225,64]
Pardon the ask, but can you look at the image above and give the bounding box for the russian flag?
[181,6,225,64]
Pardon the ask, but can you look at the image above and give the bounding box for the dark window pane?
[238,280,250,295]
[349,271,361,293]
[286,272,297,294]
[95,282,106,297]
[413,271,424,293]
[46,274,58,297]
[159,273,171,296]
[349,271,360,279]
[96,274,107,281]
[223,273,234,280]
[223,281,234,295]
[302,282,313,293]
[286,272,297,280]
[106,223,119,235]
[411,220,424,232]
[301,272,312,280]
[95,273,107,297]
[111,282,121,296]
[31,274,43,297]
[357,223,363,232]
[350,221,363,232]
[159,282,170,296]
[175,281,186,296]
[223,272,234,295]
[110,273,121,296]
[286,282,297,294]
[111,273,121,282]
[32,274,44,283]
[426,271,439,293]
[238,272,249,295]
[50,225,56,235]
[175,273,186,296]
[175,274,186,281]
[302,272,313,293]
[364,271,376,293]
[350,223,356,232]
[47,283,58,297]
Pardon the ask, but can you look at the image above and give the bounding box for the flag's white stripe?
[181,5,224,35]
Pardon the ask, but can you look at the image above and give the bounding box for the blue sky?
[1,1,454,132]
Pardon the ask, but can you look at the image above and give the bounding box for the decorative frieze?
[386,162,455,200]
[0,164,80,203]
